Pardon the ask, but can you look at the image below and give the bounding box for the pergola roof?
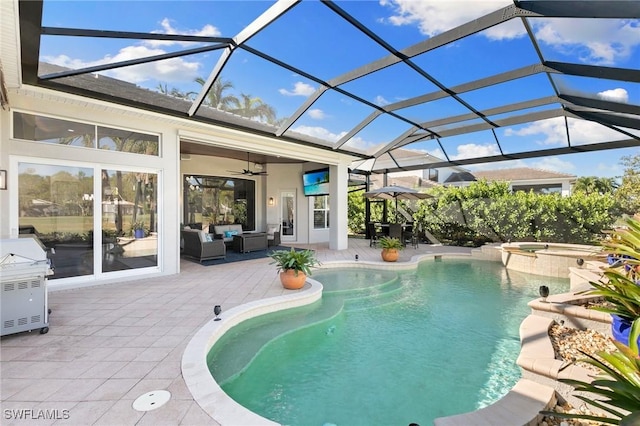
[12,0,640,174]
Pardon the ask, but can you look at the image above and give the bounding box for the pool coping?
[182,252,555,426]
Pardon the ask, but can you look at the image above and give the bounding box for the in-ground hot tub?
[500,242,604,278]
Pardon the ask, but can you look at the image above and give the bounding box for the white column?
[329,163,348,250]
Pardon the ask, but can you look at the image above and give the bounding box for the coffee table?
[232,232,268,253]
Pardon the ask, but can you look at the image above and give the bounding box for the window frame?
[312,195,330,229]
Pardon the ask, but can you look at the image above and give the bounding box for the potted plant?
[269,247,320,290]
[379,236,403,262]
[585,215,640,347]
[132,221,146,239]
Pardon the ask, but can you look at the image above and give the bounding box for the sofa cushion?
[266,224,279,240]
[214,224,244,242]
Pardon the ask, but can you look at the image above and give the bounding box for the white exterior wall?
[1,85,354,288]
[2,88,182,288]
[329,163,349,250]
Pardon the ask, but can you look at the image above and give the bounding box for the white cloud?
[502,117,628,147]
[467,159,526,171]
[533,19,640,65]
[426,148,445,159]
[42,18,223,84]
[291,125,385,152]
[596,162,624,177]
[380,2,640,65]
[374,95,390,106]
[279,81,316,97]
[451,143,500,160]
[379,0,523,40]
[528,156,576,173]
[597,88,629,103]
[147,18,221,47]
[44,44,202,84]
[307,109,326,120]
[503,117,566,146]
[290,125,346,142]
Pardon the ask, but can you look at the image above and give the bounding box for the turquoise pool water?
[207,259,568,425]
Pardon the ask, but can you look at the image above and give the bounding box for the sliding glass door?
[17,161,159,280]
[102,169,158,273]
[18,163,94,279]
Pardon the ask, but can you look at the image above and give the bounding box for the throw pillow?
[205,233,213,242]
[230,230,239,236]
[224,231,233,238]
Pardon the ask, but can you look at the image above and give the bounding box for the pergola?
[12,0,640,174]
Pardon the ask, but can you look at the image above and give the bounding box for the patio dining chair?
[367,222,384,247]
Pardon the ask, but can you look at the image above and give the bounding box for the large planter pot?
[280,269,307,290]
[134,229,145,239]
[381,248,399,262]
[612,314,640,347]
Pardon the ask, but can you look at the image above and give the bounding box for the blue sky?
[39,0,640,179]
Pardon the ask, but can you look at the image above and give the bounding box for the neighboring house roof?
[444,167,576,184]
[443,171,477,183]
[365,148,467,174]
[370,174,439,190]
[472,167,576,181]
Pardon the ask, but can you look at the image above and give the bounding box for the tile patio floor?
[1,238,472,426]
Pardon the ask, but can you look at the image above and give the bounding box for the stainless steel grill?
[1,237,54,336]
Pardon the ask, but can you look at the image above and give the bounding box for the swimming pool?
[207,259,568,425]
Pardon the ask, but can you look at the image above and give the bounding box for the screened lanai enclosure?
[15,0,640,174]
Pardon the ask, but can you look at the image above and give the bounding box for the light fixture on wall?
[268,197,275,206]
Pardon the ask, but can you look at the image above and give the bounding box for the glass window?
[183,175,255,231]
[313,195,330,229]
[18,162,94,279]
[101,170,158,273]
[13,112,95,147]
[13,112,160,156]
[98,126,159,155]
[513,184,562,194]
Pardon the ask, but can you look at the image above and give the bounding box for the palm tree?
[159,76,280,124]
[194,76,239,111]
[573,176,618,195]
[156,83,192,100]
[230,93,277,124]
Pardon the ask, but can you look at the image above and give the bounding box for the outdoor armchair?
[181,229,226,262]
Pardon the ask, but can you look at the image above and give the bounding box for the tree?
[573,176,618,195]
[615,152,640,214]
[230,93,277,124]
[156,83,192,100]
[194,76,239,111]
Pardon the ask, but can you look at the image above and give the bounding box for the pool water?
[207,259,568,425]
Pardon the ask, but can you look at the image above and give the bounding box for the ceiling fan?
[228,153,268,176]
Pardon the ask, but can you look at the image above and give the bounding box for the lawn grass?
[20,215,152,235]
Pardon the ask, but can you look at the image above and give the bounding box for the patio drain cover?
[133,390,171,412]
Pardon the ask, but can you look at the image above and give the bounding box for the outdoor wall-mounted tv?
[302,168,330,197]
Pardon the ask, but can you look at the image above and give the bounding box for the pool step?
[211,297,344,385]
[471,243,502,262]
[342,281,410,312]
